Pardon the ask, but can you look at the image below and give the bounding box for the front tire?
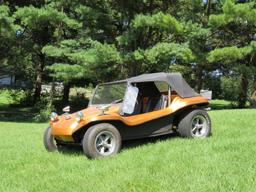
[82,123,121,159]
[43,126,57,151]
[178,109,211,138]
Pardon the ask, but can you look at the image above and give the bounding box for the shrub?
[33,96,55,122]
[0,88,27,105]
[220,76,240,101]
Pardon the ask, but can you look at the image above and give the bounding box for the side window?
[154,81,169,109]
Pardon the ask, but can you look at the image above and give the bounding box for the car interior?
[131,81,169,115]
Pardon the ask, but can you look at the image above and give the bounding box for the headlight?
[75,111,84,122]
[50,112,58,121]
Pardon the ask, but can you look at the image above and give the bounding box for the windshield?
[90,83,127,105]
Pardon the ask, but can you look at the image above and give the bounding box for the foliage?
[132,12,183,32]
[207,45,253,65]
[43,38,122,83]
[207,0,256,107]
[0,88,27,106]
[1,0,256,109]
[220,76,240,101]
[209,0,256,28]
[14,5,81,31]
[33,96,55,122]
[0,5,18,38]
[144,42,194,72]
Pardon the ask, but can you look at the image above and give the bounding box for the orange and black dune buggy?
[44,72,212,158]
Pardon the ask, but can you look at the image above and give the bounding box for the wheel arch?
[172,102,209,127]
[72,120,125,143]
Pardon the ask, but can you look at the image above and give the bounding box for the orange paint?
[51,95,208,139]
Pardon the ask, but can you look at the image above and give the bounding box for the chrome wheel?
[191,115,208,137]
[95,131,116,156]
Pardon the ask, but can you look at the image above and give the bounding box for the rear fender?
[172,103,209,127]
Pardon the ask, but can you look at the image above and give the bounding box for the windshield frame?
[89,82,128,106]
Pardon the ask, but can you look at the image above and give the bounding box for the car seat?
[144,95,168,112]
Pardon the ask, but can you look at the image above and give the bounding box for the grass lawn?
[0,109,256,192]
[209,99,233,109]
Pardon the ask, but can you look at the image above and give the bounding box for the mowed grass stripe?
[0,109,255,192]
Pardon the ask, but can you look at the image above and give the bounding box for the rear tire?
[82,123,121,159]
[178,109,211,138]
[43,126,57,151]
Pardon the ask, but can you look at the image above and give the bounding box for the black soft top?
[102,72,198,98]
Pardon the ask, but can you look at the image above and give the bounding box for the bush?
[33,96,55,122]
[220,76,240,101]
[0,88,27,105]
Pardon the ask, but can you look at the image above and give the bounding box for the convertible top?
[103,72,198,98]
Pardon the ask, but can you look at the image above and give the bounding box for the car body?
[44,72,212,158]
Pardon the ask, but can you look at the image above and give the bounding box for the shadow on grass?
[122,133,178,150]
[57,133,179,157]
[209,103,234,110]
[57,145,83,156]
[0,103,36,122]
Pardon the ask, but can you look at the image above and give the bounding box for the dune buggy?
[44,72,211,158]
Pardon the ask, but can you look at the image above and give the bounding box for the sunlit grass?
[0,109,256,191]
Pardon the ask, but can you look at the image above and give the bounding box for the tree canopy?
[0,0,256,108]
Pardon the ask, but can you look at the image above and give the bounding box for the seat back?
[144,95,168,113]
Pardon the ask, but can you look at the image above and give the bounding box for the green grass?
[209,99,233,109]
[0,109,256,192]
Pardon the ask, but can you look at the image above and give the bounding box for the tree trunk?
[33,55,44,105]
[251,77,256,108]
[62,83,70,106]
[196,67,203,92]
[49,80,55,108]
[238,74,249,108]
[206,0,212,17]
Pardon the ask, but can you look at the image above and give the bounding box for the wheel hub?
[95,131,116,156]
[191,115,208,137]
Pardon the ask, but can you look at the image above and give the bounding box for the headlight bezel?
[50,112,58,122]
[75,111,84,122]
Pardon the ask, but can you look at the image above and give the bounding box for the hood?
[80,105,121,118]
[51,105,121,126]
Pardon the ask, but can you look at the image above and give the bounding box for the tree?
[0,5,18,70]
[2,0,256,110]
[14,4,81,104]
[208,0,256,107]
[116,11,191,76]
[43,38,122,104]
[170,0,222,91]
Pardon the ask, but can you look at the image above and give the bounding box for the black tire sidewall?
[82,123,121,159]
[178,109,211,138]
[43,126,57,151]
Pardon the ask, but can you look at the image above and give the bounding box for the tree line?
[0,0,256,108]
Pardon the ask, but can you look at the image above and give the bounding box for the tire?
[82,123,121,159]
[43,126,57,151]
[178,109,211,138]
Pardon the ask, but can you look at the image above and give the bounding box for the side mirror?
[121,85,139,115]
